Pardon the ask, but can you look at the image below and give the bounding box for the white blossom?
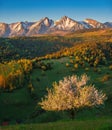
[39,74,106,111]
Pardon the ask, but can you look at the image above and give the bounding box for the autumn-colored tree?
[0,75,6,88]
[39,74,106,118]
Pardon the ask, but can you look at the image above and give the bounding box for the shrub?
[41,66,47,71]
[85,67,89,71]
[109,65,112,70]
[100,75,111,82]
[66,63,70,67]
[74,64,78,69]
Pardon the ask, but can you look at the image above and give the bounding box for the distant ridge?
[0,16,112,37]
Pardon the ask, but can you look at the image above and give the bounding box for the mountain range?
[0,16,112,37]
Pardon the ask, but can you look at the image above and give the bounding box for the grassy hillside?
[0,28,112,129]
[0,57,112,125]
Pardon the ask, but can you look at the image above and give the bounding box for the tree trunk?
[70,109,76,119]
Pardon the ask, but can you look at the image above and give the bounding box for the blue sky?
[0,0,111,23]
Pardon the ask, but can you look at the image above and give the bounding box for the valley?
[0,28,112,129]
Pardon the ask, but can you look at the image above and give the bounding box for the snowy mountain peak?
[84,18,105,28]
[62,16,68,19]
[40,17,54,26]
[0,23,10,37]
[26,17,54,35]
[58,16,76,23]
[61,16,70,20]
[8,22,28,36]
[104,22,112,27]
[84,18,97,23]
[53,16,80,30]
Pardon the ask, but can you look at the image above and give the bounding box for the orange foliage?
[0,75,6,88]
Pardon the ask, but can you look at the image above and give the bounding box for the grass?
[0,117,112,130]
[0,87,35,123]
[0,57,112,126]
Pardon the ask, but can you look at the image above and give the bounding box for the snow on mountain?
[78,21,92,29]
[0,23,10,37]
[54,16,76,29]
[104,22,112,28]
[0,16,111,37]
[49,16,85,32]
[9,22,28,36]
[84,18,105,28]
[27,17,54,36]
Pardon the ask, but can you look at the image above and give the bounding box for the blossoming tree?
[39,74,106,118]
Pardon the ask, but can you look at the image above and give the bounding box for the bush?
[74,64,78,69]
[109,65,112,70]
[41,66,47,71]
[85,67,89,71]
[100,75,111,82]
[66,63,70,67]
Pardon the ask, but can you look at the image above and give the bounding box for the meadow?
[1,117,112,130]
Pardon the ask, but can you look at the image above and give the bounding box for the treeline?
[0,29,112,63]
[40,42,112,67]
[0,36,74,62]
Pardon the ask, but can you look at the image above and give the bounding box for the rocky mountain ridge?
[0,16,111,37]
